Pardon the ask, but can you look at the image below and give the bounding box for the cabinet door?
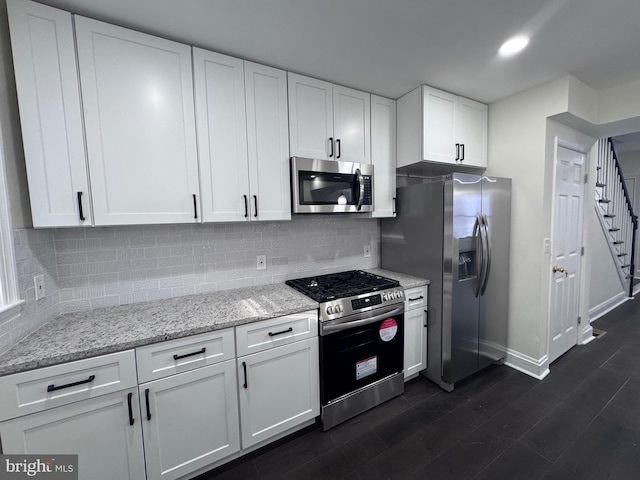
[404,308,427,379]
[245,61,291,221]
[456,97,488,168]
[7,0,91,227]
[333,85,371,164]
[371,95,396,218]
[0,388,145,480]
[75,17,200,225]
[238,337,319,449]
[193,48,250,222]
[287,73,333,160]
[422,86,458,164]
[140,361,240,480]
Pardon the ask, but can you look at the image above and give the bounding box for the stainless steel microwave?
[290,157,374,214]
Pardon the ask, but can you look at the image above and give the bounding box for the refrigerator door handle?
[473,215,484,297]
[480,215,492,295]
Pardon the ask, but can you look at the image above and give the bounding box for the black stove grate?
[285,270,399,302]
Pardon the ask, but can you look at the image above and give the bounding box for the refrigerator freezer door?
[442,173,482,384]
[478,176,511,369]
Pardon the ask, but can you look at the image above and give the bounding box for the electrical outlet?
[364,245,371,257]
[34,275,45,300]
[257,254,267,270]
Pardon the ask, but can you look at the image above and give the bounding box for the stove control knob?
[335,305,343,313]
[326,306,334,315]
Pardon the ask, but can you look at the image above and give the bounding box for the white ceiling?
[38,0,640,104]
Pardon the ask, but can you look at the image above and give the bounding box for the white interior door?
[549,141,586,363]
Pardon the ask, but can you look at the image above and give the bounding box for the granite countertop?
[0,269,429,377]
[366,268,429,289]
[0,284,318,377]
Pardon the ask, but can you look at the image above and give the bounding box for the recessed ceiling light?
[498,36,529,57]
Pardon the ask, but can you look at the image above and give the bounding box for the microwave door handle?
[473,215,484,298]
[355,168,364,211]
[480,215,492,295]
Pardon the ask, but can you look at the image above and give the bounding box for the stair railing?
[596,137,638,297]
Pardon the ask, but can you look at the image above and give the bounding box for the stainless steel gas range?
[286,270,405,430]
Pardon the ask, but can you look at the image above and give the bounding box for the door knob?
[553,266,567,276]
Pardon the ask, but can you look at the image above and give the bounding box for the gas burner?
[286,270,399,303]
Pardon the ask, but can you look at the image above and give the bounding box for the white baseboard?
[504,349,550,380]
[588,291,629,323]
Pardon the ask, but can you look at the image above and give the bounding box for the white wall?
[586,206,625,310]
[487,78,569,373]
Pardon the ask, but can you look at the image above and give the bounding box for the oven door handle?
[321,306,404,334]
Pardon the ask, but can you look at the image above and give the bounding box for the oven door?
[291,157,373,213]
[320,304,404,404]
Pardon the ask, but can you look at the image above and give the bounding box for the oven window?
[298,170,357,205]
[320,314,404,404]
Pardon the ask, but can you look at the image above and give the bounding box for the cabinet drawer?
[404,286,428,311]
[136,329,235,383]
[0,350,137,421]
[235,310,318,357]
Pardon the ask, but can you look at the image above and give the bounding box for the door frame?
[547,137,591,364]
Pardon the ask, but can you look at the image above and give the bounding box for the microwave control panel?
[362,176,372,205]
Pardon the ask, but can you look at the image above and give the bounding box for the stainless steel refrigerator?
[381,173,511,391]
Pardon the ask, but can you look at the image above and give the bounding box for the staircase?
[594,137,638,297]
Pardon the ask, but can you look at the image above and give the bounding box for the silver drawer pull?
[408,296,424,301]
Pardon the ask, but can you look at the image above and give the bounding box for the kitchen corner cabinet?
[6,0,92,227]
[75,16,200,226]
[397,85,487,169]
[403,285,428,380]
[371,95,397,218]
[0,350,145,480]
[288,73,371,164]
[0,389,146,479]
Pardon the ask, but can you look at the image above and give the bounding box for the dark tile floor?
[201,298,640,479]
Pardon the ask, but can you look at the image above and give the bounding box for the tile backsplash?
[1,229,59,355]
[3,216,379,354]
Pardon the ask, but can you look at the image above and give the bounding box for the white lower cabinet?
[237,337,319,449]
[0,316,319,480]
[403,286,429,380]
[0,388,146,480]
[139,360,240,480]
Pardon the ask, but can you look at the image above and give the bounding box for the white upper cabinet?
[422,87,458,164]
[288,73,371,163]
[75,16,200,226]
[371,95,396,218]
[456,96,488,168]
[333,85,371,164]
[245,61,291,221]
[398,85,487,170]
[193,49,250,222]
[287,75,334,160]
[7,0,92,227]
